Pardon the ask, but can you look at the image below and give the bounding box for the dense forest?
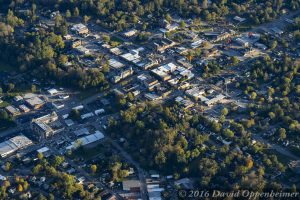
[108,102,289,189]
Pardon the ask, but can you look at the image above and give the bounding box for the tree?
[66,10,71,18]
[17,184,23,192]
[8,83,14,92]
[4,162,11,172]
[103,35,110,43]
[291,184,297,193]
[278,128,286,140]
[49,194,55,200]
[83,15,91,24]
[37,152,43,160]
[269,112,276,119]
[0,110,9,120]
[91,164,97,174]
[53,156,65,167]
[223,128,234,138]
[23,181,29,191]
[38,194,47,200]
[165,13,172,23]
[212,122,221,132]
[246,158,254,169]
[73,7,80,17]
[250,91,257,100]
[70,109,81,121]
[221,107,229,116]
[180,21,186,28]
[231,56,239,65]
[58,55,68,65]
[202,0,208,9]
[31,84,37,93]
[271,40,278,49]
[127,92,134,102]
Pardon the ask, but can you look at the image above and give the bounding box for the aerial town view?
[0,0,300,199]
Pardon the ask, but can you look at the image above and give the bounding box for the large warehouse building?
[0,135,33,158]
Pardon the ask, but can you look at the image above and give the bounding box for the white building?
[0,135,33,158]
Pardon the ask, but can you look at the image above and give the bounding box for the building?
[66,131,105,150]
[47,88,58,96]
[177,58,193,69]
[5,106,20,116]
[150,38,176,53]
[123,29,137,37]
[120,50,141,64]
[109,59,125,70]
[25,96,45,109]
[186,87,208,101]
[70,39,82,48]
[137,74,159,91]
[14,95,23,102]
[37,147,50,157]
[31,112,64,140]
[234,16,246,23]
[204,94,226,106]
[111,68,134,83]
[236,38,249,47]
[80,112,94,120]
[151,63,177,81]
[52,101,64,110]
[175,96,194,109]
[0,135,33,158]
[190,39,204,49]
[74,128,90,137]
[122,180,141,191]
[71,23,89,35]
[19,105,30,113]
[136,58,159,70]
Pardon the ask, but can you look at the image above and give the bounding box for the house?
[122,180,141,191]
[236,38,249,47]
[109,59,125,70]
[70,39,82,48]
[5,106,20,116]
[52,101,64,109]
[47,88,58,96]
[123,29,137,37]
[204,94,226,106]
[19,105,30,113]
[14,95,23,102]
[175,96,194,109]
[71,23,89,35]
[150,38,176,53]
[25,96,45,109]
[136,58,159,70]
[50,11,60,19]
[234,16,246,23]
